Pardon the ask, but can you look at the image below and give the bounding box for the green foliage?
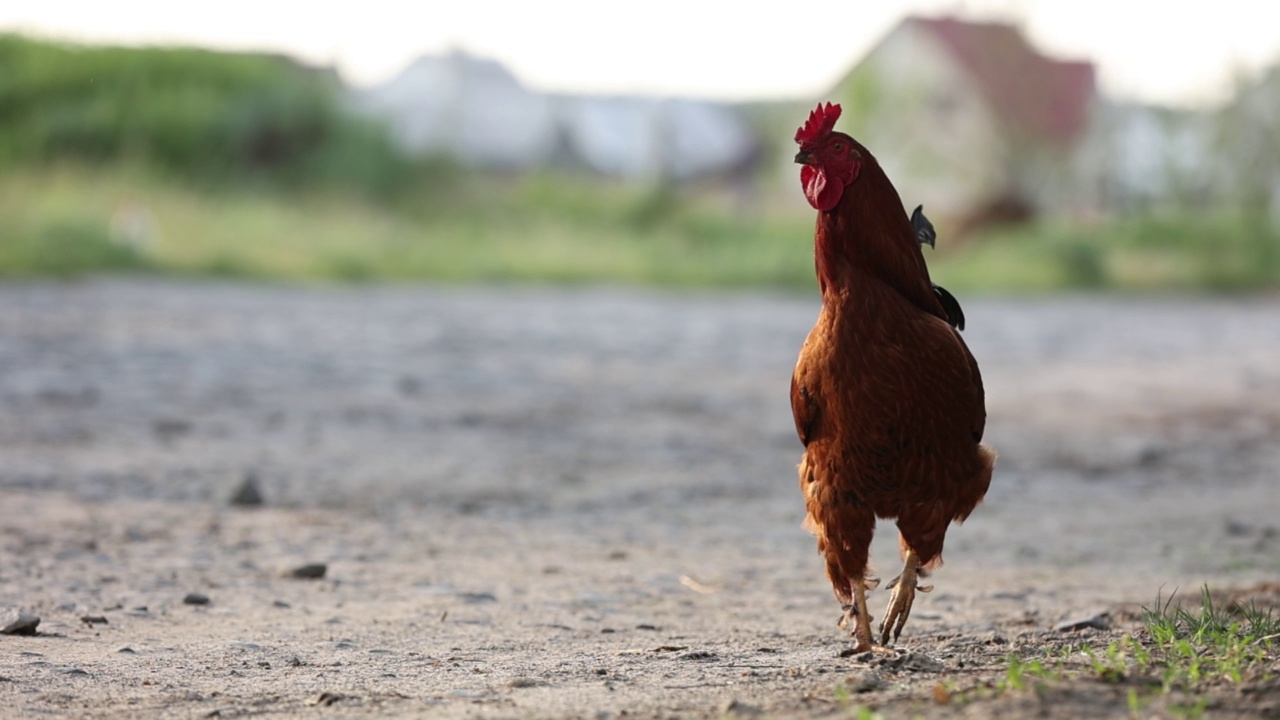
[999,654,1059,692]
[952,586,1277,720]
[1081,639,1135,683]
[1140,586,1279,691]
[937,213,1280,292]
[5,161,1280,289]
[0,215,150,277]
[0,34,409,197]
[0,165,817,285]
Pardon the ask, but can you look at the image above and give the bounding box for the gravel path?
[1,280,1278,718]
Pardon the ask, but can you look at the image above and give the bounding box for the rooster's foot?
[840,577,880,652]
[879,551,930,645]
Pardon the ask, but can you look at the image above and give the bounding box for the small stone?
[117,647,136,654]
[80,615,109,625]
[447,689,483,699]
[508,677,547,688]
[397,376,422,396]
[900,652,944,673]
[310,692,344,707]
[287,563,327,579]
[0,609,40,636]
[183,592,210,606]
[153,418,192,442]
[843,670,886,693]
[678,650,717,661]
[230,473,265,507]
[724,699,764,717]
[1225,519,1253,537]
[1055,613,1111,632]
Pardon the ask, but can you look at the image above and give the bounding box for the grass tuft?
[1140,586,1280,691]
[949,585,1279,717]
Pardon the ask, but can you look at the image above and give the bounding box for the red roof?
[910,16,1096,147]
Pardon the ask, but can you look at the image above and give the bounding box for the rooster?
[790,103,996,651]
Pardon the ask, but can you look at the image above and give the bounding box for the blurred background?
[2,9,1279,714]
[1,0,1277,291]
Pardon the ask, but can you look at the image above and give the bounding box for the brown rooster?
[790,103,996,651]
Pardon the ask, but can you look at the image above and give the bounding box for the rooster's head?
[793,102,862,212]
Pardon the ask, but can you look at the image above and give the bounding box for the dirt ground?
[1,280,1278,719]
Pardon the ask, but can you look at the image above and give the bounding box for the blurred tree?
[0,34,409,197]
[1219,65,1280,224]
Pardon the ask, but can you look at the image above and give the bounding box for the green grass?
[0,164,816,286]
[2,163,1278,290]
[960,586,1280,717]
[936,216,1280,292]
[1140,587,1280,692]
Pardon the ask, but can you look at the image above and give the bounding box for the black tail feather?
[911,205,965,331]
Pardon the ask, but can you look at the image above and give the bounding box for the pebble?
[287,563,327,579]
[183,592,211,606]
[842,670,887,693]
[0,609,40,636]
[723,699,764,716]
[899,652,944,673]
[679,650,717,661]
[1055,613,1111,632]
[310,692,344,706]
[229,473,265,507]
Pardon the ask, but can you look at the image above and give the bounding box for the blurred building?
[354,50,759,182]
[1218,64,1280,223]
[352,51,558,169]
[825,16,1096,234]
[550,95,758,181]
[1080,62,1280,222]
[1078,100,1219,215]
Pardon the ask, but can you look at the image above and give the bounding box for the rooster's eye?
[832,142,844,152]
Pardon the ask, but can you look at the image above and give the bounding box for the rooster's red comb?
[795,102,842,145]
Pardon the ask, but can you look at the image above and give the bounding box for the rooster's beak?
[794,150,813,165]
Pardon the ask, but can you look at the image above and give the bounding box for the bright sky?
[2,1,1278,107]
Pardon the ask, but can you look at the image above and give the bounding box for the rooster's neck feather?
[813,163,945,321]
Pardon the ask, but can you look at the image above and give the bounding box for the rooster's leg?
[837,576,881,652]
[879,550,933,645]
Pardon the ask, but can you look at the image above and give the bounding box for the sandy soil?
[1,280,1279,718]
